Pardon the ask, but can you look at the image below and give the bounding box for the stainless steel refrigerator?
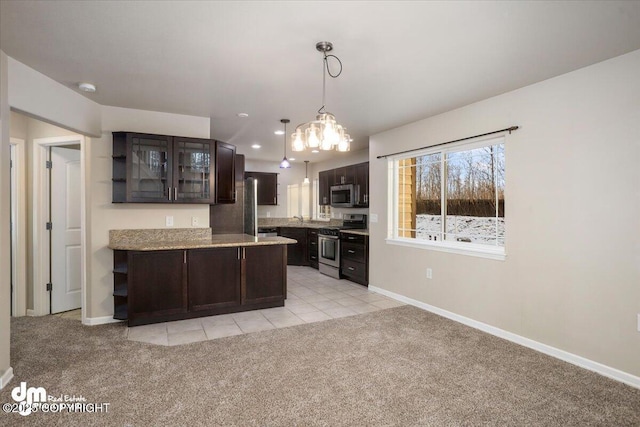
[243,177,258,236]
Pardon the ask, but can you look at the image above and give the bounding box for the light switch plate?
[370,213,378,223]
[165,216,174,227]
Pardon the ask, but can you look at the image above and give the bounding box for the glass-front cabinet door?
[127,134,172,203]
[173,137,216,204]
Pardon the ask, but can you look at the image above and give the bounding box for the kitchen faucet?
[293,215,304,224]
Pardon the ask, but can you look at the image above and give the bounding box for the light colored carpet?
[1,306,639,426]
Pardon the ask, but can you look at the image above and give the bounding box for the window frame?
[386,135,507,261]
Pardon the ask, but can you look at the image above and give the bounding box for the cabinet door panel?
[279,227,308,266]
[245,172,278,205]
[216,141,236,203]
[188,248,240,311]
[128,250,186,321]
[334,166,355,185]
[127,134,172,203]
[355,162,369,206]
[318,170,331,205]
[243,245,286,304]
[174,137,215,204]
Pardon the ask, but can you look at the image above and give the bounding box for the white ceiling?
[2,1,640,163]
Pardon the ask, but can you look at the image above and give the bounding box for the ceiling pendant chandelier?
[291,41,350,153]
[279,119,291,169]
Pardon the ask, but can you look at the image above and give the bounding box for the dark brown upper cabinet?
[317,162,369,207]
[354,162,369,207]
[318,170,332,206]
[334,166,355,185]
[175,136,216,204]
[215,141,236,204]
[244,171,278,205]
[113,132,235,204]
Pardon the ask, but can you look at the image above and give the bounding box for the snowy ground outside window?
[415,215,505,246]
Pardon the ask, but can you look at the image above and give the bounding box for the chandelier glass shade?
[292,42,350,153]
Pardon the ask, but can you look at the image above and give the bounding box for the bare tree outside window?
[396,139,505,247]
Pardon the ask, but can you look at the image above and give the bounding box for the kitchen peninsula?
[109,228,295,326]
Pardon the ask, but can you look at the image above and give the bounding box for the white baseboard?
[26,309,36,316]
[0,367,14,390]
[83,316,123,326]
[369,284,640,390]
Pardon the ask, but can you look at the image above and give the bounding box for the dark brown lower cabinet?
[128,250,187,325]
[188,247,241,312]
[243,245,287,305]
[307,228,319,269]
[279,227,308,266]
[340,233,369,286]
[114,244,288,326]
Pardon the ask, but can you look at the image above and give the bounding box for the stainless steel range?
[318,214,367,279]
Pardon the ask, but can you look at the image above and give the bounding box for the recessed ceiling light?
[311,150,319,153]
[251,144,261,149]
[78,82,96,93]
[237,113,249,118]
[289,158,295,161]
[274,130,285,135]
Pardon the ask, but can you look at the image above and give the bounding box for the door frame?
[9,137,26,317]
[32,135,87,321]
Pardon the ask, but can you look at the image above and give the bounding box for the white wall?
[86,107,211,319]
[7,57,101,137]
[245,159,306,218]
[369,49,640,378]
[0,50,13,389]
[9,111,27,139]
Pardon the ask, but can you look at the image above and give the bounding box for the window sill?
[385,238,506,261]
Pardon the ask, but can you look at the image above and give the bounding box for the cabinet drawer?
[341,259,366,280]
[340,233,366,244]
[341,242,366,263]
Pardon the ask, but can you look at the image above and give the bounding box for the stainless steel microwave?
[330,184,355,207]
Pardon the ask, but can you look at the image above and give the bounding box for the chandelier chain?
[318,53,343,115]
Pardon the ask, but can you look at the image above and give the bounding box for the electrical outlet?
[637,313,640,332]
[266,212,271,218]
[165,216,174,227]
[370,213,378,223]
[426,268,433,279]
[191,216,199,227]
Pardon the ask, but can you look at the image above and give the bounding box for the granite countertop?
[109,228,296,251]
[258,218,343,229]
[274,222,328,229]
[340,229,369,236]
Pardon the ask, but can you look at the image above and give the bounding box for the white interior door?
[51,146,82,313]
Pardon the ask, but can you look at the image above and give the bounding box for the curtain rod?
[376,126,519,159]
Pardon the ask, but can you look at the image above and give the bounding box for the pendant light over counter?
[279,119,291,169]
[303,160,310,184]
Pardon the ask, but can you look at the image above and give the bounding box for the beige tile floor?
[127,265,405,346]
